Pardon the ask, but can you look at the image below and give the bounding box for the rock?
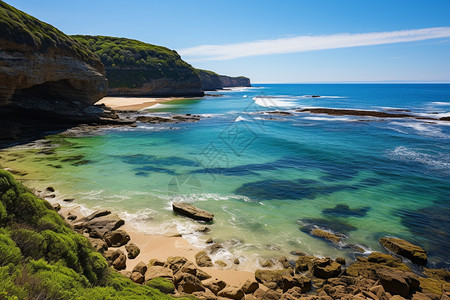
[241,280,259,294]
[196,251,213,267]
[165,256,188,274]
[281,286,302,300]
[89,229,102,239]
[380,237,428,266]
[52,203,61,211]
[198,69,251,91]
[289,250,307,256]
[310,228,342,243]
[132,261,147,275]
[207,243,224,254]
[203,278,227,295]
[217,286,245,300]
[294,255,316,272]
[196,226,211,233]
[63,198,75,202]
[103,230,130,247]
[335,257,346,265]
[257,289,282,300]
[265,111,293,116]
[260,259,274,268]
[282,274,312,293]
[322,204,370,218]
[172,202,214,222]
[0,2,106,113]
[46,187,55,192]
[215,260,227,268]
[206,238,214,244]
[103,249,126,270]
[367,252,410,271]
[193,288,218,300]
[174,272,205,294]
[88,237,108,253]
[296,108,429,120]
[412,292,434,300]
[144,266,173,282]
[423,268,450,282]
[130,271,144,284]
[125,243,140,259]
[233,258,240,265]
[313,261,341,279]
[196,269,212,281]
[119,270,131,278]
[255,269,293,290]
[278,257,292,269]
[67,212,77,221]
[244,295,257,300]
[74,211,124,237]
[148,258,165,267]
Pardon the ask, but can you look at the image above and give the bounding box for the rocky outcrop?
[0,2,107,114]
[172,202,214,222]
[73,35,204,97]
[380,237,428,266]
[197,69,251,90]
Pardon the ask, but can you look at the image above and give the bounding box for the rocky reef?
[197,69,251,91]
[0,2,107,114]
[73,35,204,97]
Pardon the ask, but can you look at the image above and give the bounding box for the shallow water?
[2,84,449,269]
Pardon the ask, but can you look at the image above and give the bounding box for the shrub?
[0,233,22,266]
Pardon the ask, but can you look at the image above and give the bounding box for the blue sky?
[7,0,450,83]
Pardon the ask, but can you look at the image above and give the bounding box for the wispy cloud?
[178,27,450,61]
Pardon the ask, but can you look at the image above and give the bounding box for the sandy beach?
[96,96,199,111]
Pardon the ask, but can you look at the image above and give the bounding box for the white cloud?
[178,27,450,61]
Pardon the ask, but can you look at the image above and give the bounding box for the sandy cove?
[57,205,254,287]
[96,96,199,111]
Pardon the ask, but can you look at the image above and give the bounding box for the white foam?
[235,116,247,122]
[388,146,450,173]
[430,102,450,106]
[253,96,297,108]
[139,103,174,110]
[389,121,449,138]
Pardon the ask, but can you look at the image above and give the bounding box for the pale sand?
[59,206,254,287]
[119,224,255,287]
[96,97,198,111]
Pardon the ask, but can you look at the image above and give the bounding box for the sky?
[6,0,450,83]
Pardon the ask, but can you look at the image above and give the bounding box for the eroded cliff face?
[198,69,251,90]
[73,35,204,97]
[0,2,107,117]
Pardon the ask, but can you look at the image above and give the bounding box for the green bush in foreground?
[0,170,191,299]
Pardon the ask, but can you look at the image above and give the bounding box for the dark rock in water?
[134,171,149,177]
[136,114,200,124]
[311,95,321,98]
[172,202,214,222]
[310,228,343,243]
[265,111,293,116]
[297,108,431,120]
[195,251,213,267]
[71,160,90,166]
[103,230,130,247]
[298,217,357,234]
[380,237,428,266]
[322,204,371,218]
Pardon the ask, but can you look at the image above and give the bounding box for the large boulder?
[195,251,213,267]
[174,272,205,294]
[74,210,124,237]
[203,278,227,295]
[380,237,428,266]
[125,243,140,259]
[217,286,245,300]
[144,266,174,282]
[103,230,130,247]
[254,269,293,290]
[172,202,214,222]
[103,249,126,270]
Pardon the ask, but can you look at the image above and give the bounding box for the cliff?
[0,1,107,116]
[197,69,251,90]
[73,35,204,97]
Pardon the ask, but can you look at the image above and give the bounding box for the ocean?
[2,84,449,269]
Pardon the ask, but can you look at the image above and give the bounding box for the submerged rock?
[322,204,370,218]
[380,237,428,266]
[310,228,342,243]
[172,202,214,222]
[195,251,213,267]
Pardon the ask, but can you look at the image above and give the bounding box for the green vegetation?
[0,170,191,299]
[73,35,200,89]
[0,1,102,70]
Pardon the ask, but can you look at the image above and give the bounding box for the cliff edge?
[0,1,107,115]
[197,69,251,91]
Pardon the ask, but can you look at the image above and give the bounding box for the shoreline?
[96,96,201,111]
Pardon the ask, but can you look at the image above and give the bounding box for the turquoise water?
[3,84,449,269]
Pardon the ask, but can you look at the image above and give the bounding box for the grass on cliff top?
[0,1,102,70]
[0,169,191,299]
[73,35,199,88]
